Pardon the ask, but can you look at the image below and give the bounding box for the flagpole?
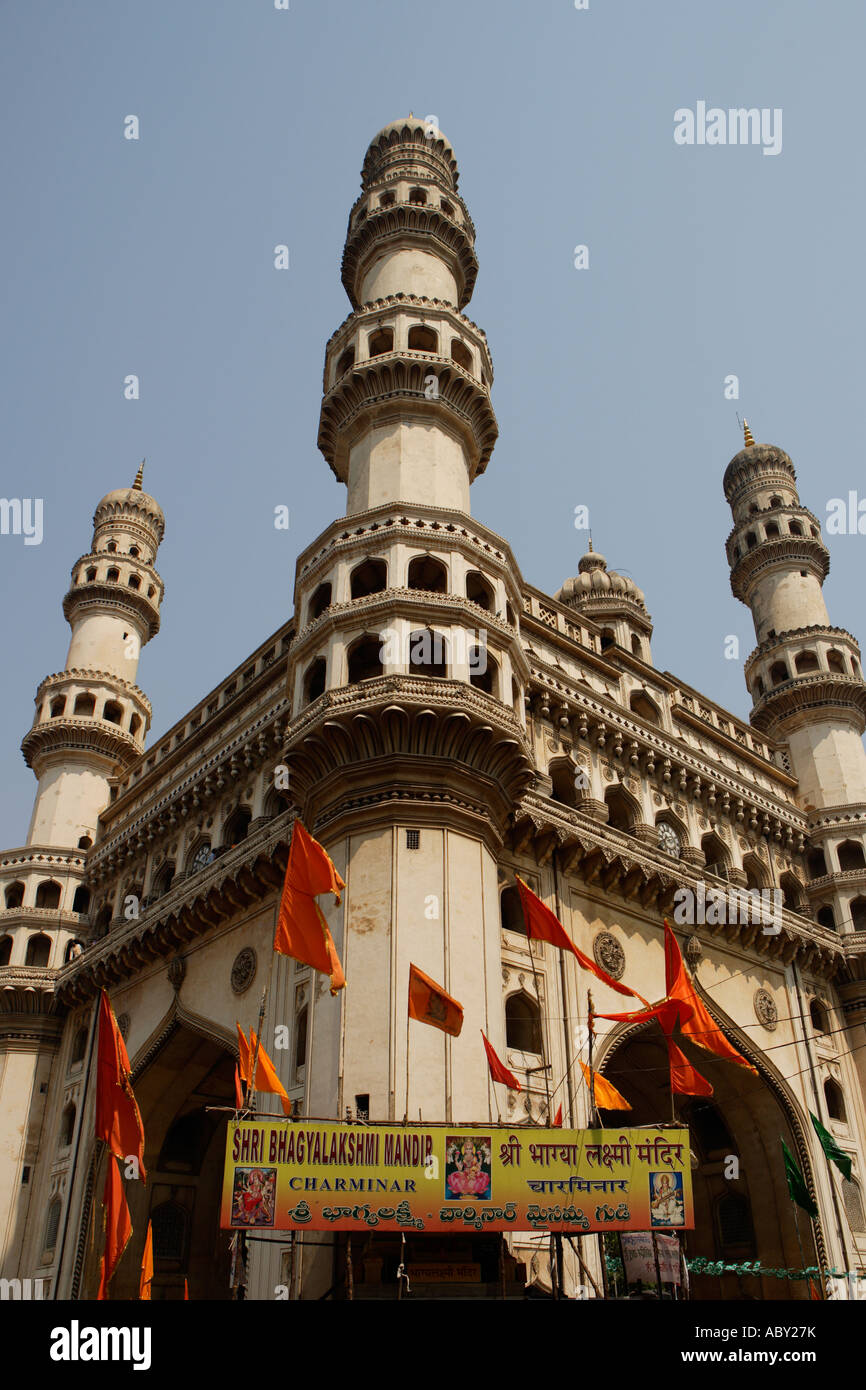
[526,927,552,1120]
[54,990,101,1299]
[587,991,598,1126]
[404,975,411,1124]
[248,907,279,1109]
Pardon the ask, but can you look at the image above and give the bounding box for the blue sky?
[1,0,864,848]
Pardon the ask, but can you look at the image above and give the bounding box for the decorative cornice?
[32,668,152,716]
[729,535,829,602]
[750,672,866,736]
[62,581,161,640]
[325,293,488,354]
[21,717,141,773]
[744,624,860,670]
[341,203,478,309]
[290,587,516,662]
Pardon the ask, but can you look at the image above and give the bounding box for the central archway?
[596,1012,823,1301]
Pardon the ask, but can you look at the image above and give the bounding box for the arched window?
[26,934,51,967]
[223,806,251,847]
[379,190,395,208]
[150,862,175,901]
[550,762,578,809]
[851,896,866,932]
[35,881,61,910]
[765,522,780,539]
[408,629,448,679]
[440,199,453,217]
[600,628,615,652]
[769,495,782,508]
[824,1078,846,1123]
[837,840,865,872]
[701,833,729,877]
[50,696,66,717]
[102,701,123,725]
[127,574,141,590]
[466,572,494,610]
[631,634,642,657]
[841,1177,866,1231]
[809,999,828,1032]
[85,566,97,581]
[94,903,112,936]
[263,786,288,819]
[450,339,472,372]
[4,881,25,909]
[788,520,803,536]
[685,1099,735,1159]
[746,532,757,550]
[129,546,140,558]
[64,940,83,962]
[187,841,213,874]
[827,649,846,674]
[807,846,827,879]
[0,936,12,966]
[151,1200,189,1262]
[769,661,789,686]
[816,904,836,931]
[73,693,96,716]
[350,557,387,598]
[295,1006,308,1077]
[753,676,765,698]
[718,1192,755,1254]
[742,853,768,890]
[43,1199,61,1253]
[407,555,447,593]
[630,690,660,724]
[106,541,117,553]
[72,885,90,913]
[106,567,120,583]
[303,657,326,704]
[308,582,332,621]
[779,872,804,911]
[605,785,636,835]
[335,347,355,378]
[794,651,819,674]
[408,186,427,205]
[71,1026,88,1064]
[500,886,525,934]
[354,205,367,224]
[347,635,384,684]
[367,327,393,357]
[505,993,542,1053]
[656,818,682,859]
[470,648,497,696]
[129,714,142,738]
[58,1103,76,1147]
[407,324,438,353]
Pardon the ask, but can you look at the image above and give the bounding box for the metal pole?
[552,848,577,1125]
[54,991,101,1298]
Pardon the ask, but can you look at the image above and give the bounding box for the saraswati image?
[445,1136,492,1200]
[649,1170,685,1227]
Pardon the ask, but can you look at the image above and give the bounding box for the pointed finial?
[743,420,755,448]
[588,536,593,553]
[132,459,145,490]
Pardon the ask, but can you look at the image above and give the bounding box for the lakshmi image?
[445,1136,492,1200]
[649,1170,685,1227]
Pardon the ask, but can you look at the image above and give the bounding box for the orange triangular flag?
[184,1277,189,1300]
[666,1036,713,1096]
[236,1022,251,1083]
[234,1065,244,1108]
[95,990,147,1180]
[274,822,346,993]
[408,964,463,1036]
[480,1031,522,1089]
[516,877,649,1005]
[579,1061,632,1110]
[249,1028,293,1116]
[139,1221,153,1301]
[552,1104,563,1127]
[664,922,756,1072]
[98,1154,133,1299]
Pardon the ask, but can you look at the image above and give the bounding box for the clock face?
[192,843,213,872]
[658,822,681,859]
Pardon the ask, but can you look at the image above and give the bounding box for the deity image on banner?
[445,1136,492,1200]
[230,1166,277,1227]
[649,1170,685,1227]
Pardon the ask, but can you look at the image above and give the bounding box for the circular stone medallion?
[231,947,257,995]
[593,931,625,981]
[754,988,777,1031]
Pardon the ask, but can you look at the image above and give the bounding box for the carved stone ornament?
[593,931,625,981]
[231,947,257,996]
[754,988,778,1031]
[116,1013,131,1041]
[167,955,186,991]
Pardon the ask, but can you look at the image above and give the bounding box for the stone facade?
[1,118,865,1301]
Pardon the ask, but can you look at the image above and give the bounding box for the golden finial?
[588,537,593,552]
[132,459,145,490]
[743,420,755,448]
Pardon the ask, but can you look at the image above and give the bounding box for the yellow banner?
[220,1123,694,1234]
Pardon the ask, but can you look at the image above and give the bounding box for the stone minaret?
[724,423,866,956]
[0,466,163,1278]
[285,121,533,1185]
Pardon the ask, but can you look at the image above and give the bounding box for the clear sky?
[1,0,864,850]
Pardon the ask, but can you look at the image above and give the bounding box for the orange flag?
[274,821,346,994]
[579,1061,632,1111]
[98,1154,132,1299]
[516,877,649,1005]
[95,990,146,1180]
[184,1278,189,1300]
[234,1065,244,1108]
[664,922,756,1073]
[139,1222,154,1301]
[236,1023,292,1115]
[666,1037,713,1096]
[480,1030,522,1089]
[408,964,463,1036]
[552,1104,563,1127]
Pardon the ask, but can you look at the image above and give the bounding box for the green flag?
[810,1111,852,1181]
[781,1138,818,1217]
